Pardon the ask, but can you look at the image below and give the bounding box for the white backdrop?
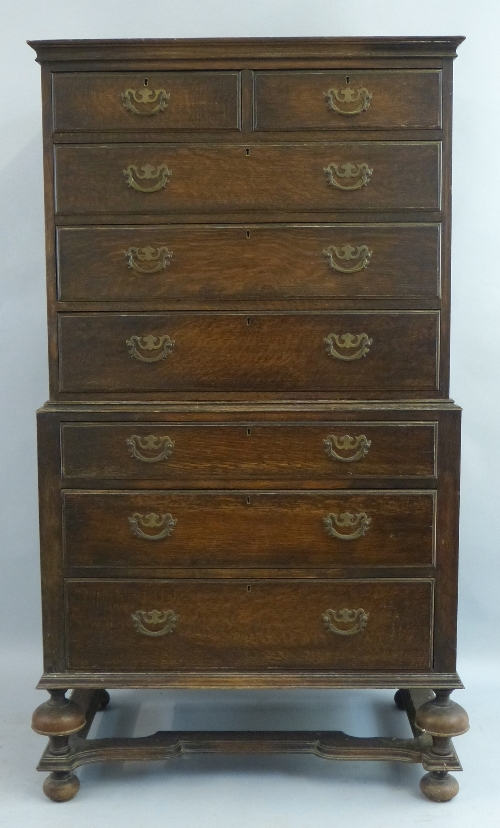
[1,0,498,674]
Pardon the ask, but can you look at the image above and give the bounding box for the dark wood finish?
[65,579,433,671]
[58,311,440,394]
[54,142,441,216]
[254,70,442,131]
[56,223,441,302]
[36,687,464,805]
[29,37,465,64]
[62,490,435,569]
[61,421,437,483]
[30,36,466,801]
[52,71,241,132]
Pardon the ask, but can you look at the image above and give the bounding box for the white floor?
[0,648,497,828]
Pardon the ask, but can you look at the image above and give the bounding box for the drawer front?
[65,579,433,671]
[254,70,442,131]
[54,143,441,215]
[52,71,241,132]
[57,224,441,302]
[61,422,437,482]
[63,490,436,569]
[58,312,440,394]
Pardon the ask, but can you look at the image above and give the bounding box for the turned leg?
[394,689,406,710]
[97,689,111,711]
[415,689,469,802]
[32,689,86,802]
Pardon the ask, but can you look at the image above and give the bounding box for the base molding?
[37,671,464,691]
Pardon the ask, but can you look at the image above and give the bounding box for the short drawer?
[61,421,437,482]
[52,71,241,132]
[254,70,442,131]
[62,490,436,569]
[65,579,433,671]
[58,312,440,395]
[54,142,441,215]
[56,223,441,302]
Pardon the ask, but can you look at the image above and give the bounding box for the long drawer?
[54,142,441,215]
[253,70,442,131]
[61,421,437,482]
[65,579,434,671]
[52,71,242,132]
[62,490,436,569]
[57,312,440,394]
[56,223,441,302]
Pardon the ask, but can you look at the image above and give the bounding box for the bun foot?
[97,690,111,711]
[394,689,405,710]
[420,771,459,802]
[43,771,80,802]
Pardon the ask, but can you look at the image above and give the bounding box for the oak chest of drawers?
[29,36,468,804]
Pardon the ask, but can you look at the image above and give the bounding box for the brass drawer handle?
[123,163,172,193]
[324,86,372,116]
[125,246,173,273]
[126,434,175,463]
[324,333,372,361]
[323,244,372,274]
[324,162,372,190]
[128,511,177,540]
[131,609,178,637]
[126,334,175,362]
[322,608,369,636]
[121,87,170,116]
[323,434,371,463]
[323,511,371,541]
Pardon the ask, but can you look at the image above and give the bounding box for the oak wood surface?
[61,420,437,482]
[254,70,442,131]
[57,311,440,394]
[56,223,441,302]
[62,489,436,569]
[52,71,242,132]
[65,578,433,671]
[54,142,441,215]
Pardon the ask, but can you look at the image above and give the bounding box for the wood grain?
[57,311,440,394]
[54,142,441,215]
[56,223,440,302]
[61,420,437,482]
[65,578,434,671]
[62,490,436,569]
[254,70,442,130]
[52,71,241,133]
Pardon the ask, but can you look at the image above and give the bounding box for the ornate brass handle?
[324,162,372,190]
[324,333,372,361]
[131,609,178,636]
[322,608,369,636]
[128,512,177,541]
[126,334,175,362]
[323,434,371,463]
[126,434,175,463]
[323,244,372,274]
[121,88,170,116]
[323,511,371,541]
[324,87,372,116]
[123,163,172,193]
[125,246,173,273]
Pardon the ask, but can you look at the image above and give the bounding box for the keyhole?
[247,585,252,592]
[246,230,251,239]
[245,148,250,156]
[247,428,252,436]
[246,496,251,505]
[144,78,149,87]
[345,76,350,84]
[246,317,251,325]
